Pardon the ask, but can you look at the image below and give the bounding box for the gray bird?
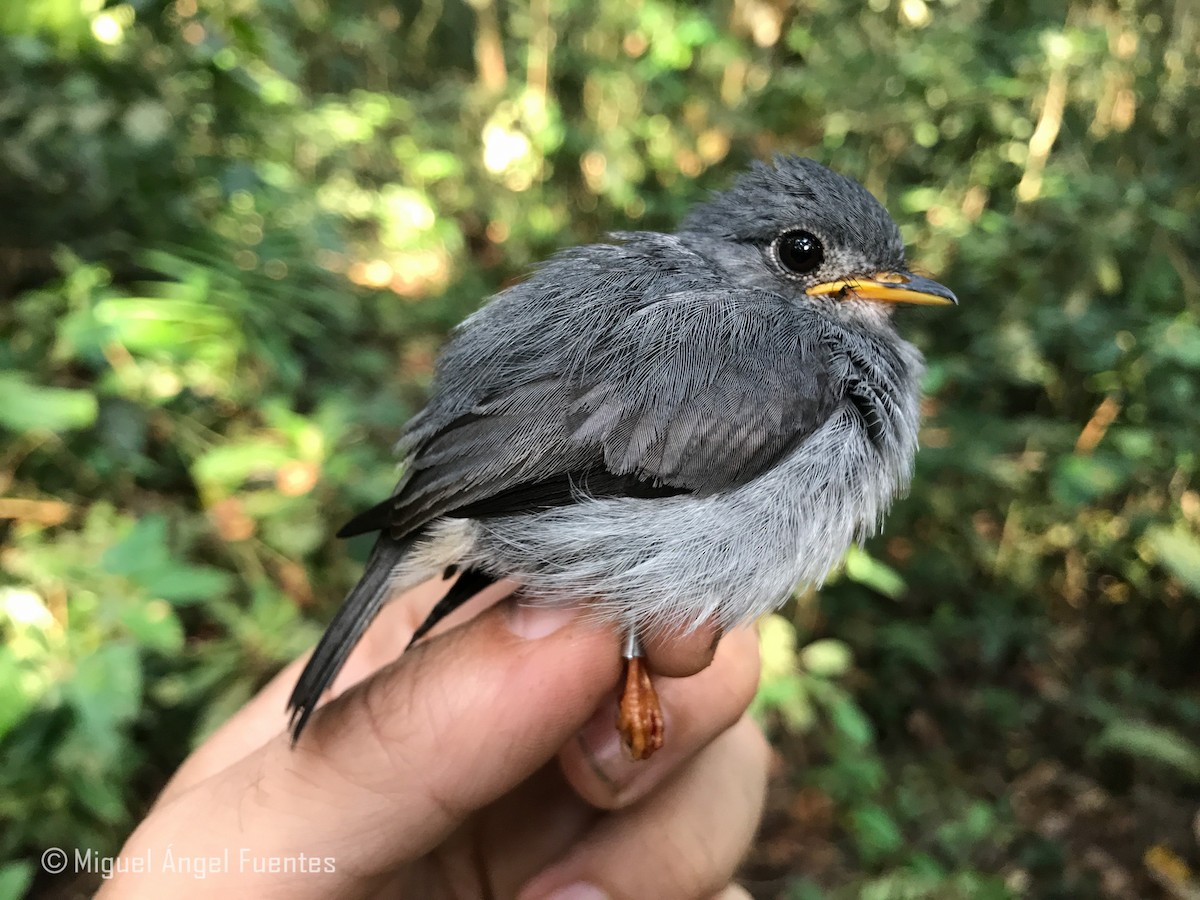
[287,156,956,755]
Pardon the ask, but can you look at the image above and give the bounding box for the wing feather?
[341,251,842,540]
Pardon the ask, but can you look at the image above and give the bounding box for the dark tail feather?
[287,536,414,742]
[406,568,496,649]
[336,497,394,538]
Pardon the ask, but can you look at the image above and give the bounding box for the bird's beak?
[806,272,958,306]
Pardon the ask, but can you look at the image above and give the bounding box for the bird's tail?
[287,536,415,742]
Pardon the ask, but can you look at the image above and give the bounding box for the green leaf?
[799,638,854,678]
[1110,427,1156,461]
[101,515,170,575]
[411,150,463,180]
[0,370,97,433]
[1051,454,1130,507]
[261,510,325,557]
[1155,321,1200,369]
[118,599,185,654]
[752,673,816,733]
[757,613,799,680]
[136,564,234,605]
[71,769,127,822]
[93,297,235,353]
[100,515,233,603]
[1094,720,1200,782]
[0,646,37,742]
[0,862,34,900]
[1143,525,1200,595]
[850,803,903,861]
[843,546,907,599]
[64,642,144,737]
[192,439,290,490]
[828,694,875,748]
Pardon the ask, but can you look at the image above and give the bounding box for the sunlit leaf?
[1143,526,1200,595]
[0,371,97,433]
[94,298,235,353]
[799,638,854,678]
[193,440,291,491]
[843,546,907,599]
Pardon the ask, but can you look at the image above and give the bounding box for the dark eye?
[774,230,825,276]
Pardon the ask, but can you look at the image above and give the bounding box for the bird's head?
[677,156,956,326]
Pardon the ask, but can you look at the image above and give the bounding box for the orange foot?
[617,655,665,760]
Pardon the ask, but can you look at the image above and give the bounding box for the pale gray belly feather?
[447,390,920,635]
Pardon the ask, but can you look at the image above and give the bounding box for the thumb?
[108,600,620,898]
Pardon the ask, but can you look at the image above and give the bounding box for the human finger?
[158,576,514,803]
[559,624,760,809]
[641,618,724,678]
[519,715,770,900]
[109,601,620,897]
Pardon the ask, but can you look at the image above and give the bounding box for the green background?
[1,0,1198,896]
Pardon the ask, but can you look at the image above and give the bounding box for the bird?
[287,155,957,758]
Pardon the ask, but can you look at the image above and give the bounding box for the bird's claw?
[617,655,664,760]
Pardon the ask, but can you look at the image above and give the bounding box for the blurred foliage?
[1,0,1199,896]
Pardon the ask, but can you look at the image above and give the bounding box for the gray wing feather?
[566,291,837,492]
[365,238,841,539]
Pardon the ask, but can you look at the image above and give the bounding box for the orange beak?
[806,272,958,306]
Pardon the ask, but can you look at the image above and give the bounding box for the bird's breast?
[467,370,921,632]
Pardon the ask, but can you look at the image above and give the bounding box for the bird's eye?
[773,230,825,276]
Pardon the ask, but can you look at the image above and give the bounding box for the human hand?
[102,580,768,899]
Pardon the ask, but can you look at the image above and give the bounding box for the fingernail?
[506,600,577,639]
[576,702,644,797]
[541,883,609,900]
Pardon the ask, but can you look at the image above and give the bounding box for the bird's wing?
[565,289,839,493]
[339,289,841,540]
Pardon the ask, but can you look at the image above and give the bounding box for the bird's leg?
[617,630,665,760]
